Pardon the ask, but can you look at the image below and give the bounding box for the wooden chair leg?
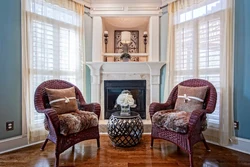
[187,139,193,167]
[97,138,100,148]
[201,134,211,151]
[150,137,154,148]
[40,139,48,151]
[189,152,194,167]
[55,152,60,167]
[72,145,75,151]
[203,139,211,151]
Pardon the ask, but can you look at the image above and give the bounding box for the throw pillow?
[45,87,78,114]
[174,85,208,112]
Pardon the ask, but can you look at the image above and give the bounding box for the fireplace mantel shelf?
[103,53,149,57]
[86,62,165,76]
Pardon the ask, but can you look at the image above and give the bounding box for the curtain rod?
[84,5,91,9]
[160,4,168,9]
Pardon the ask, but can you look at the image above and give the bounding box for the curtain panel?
[22,0,85,143]
[165,0,234,145]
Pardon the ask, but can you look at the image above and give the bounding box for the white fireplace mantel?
[86,62,165,120]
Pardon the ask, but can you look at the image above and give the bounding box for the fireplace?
[104,80,146,119]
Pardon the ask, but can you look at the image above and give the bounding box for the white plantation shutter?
[174,24,194,84]
[173,0,226,128]
[24,0,85,142]
[198,16,222,126]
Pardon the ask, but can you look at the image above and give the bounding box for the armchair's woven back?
[34,79,86,111]
[167,79,217,113]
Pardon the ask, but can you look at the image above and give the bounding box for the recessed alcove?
[92,15,160,62]
[102,17,150,62]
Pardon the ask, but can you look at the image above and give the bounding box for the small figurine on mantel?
[120,53,131,62]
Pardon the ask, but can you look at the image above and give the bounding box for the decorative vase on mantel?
[120,53,131,62]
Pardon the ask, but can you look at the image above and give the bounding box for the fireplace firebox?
[104,80,146,119]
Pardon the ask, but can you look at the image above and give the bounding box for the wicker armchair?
[149,79,217,167]
[34,79,100,167]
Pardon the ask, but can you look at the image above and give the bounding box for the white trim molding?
[0,136,28,154]
[128,7,159,11]
[90,10,161,16]
[226,137,250,155]
[92,7,124,11]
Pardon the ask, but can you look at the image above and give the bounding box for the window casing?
[27,0,83,127]
[173,0,226,127]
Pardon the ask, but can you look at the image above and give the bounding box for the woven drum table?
[107,111,144,147]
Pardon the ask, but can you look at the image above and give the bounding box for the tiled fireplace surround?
[86,62,165,133]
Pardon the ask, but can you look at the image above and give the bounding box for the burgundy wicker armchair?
[34,79,100,167]
[149,79,217,167]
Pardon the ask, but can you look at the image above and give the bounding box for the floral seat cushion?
[152,109,207,134]
[152,109,191,134]
[44,109,98,136]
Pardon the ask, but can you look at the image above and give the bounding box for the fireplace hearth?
[104,80,146,119]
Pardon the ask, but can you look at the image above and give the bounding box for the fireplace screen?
[104,80,146,119]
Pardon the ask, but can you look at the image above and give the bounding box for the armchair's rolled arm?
[149,102,173,118]
[79,103,101,119]
[38,108,60,136]
[188,109,207,135]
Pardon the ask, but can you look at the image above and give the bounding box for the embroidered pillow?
[45,87,78,114]
[174,85,208,112]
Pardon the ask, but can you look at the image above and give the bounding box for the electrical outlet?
[6,121,14,131]
[234,121,239,130]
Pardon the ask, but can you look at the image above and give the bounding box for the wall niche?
[102,17,149,62]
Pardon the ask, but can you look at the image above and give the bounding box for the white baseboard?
[0,135,28,154]
[226,137,250,155]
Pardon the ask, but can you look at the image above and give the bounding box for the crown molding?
[92,7,124,11]
[90,10,161,17]
[128,7,159,11]
[79,0,163,16]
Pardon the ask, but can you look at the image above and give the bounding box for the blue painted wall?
[0,0,22,140]
[160,7,168,102]
[84,8,92,103]
[234,0,250,139]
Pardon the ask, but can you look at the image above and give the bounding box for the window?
[173,0,226,127]
[27,0,84,129]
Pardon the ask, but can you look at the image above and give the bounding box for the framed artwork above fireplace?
[114,30,139,53]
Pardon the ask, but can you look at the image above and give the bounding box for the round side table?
[107,111,144,147]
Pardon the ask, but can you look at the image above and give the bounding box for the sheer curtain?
[165,0,234,145]
[22,0,85,143]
